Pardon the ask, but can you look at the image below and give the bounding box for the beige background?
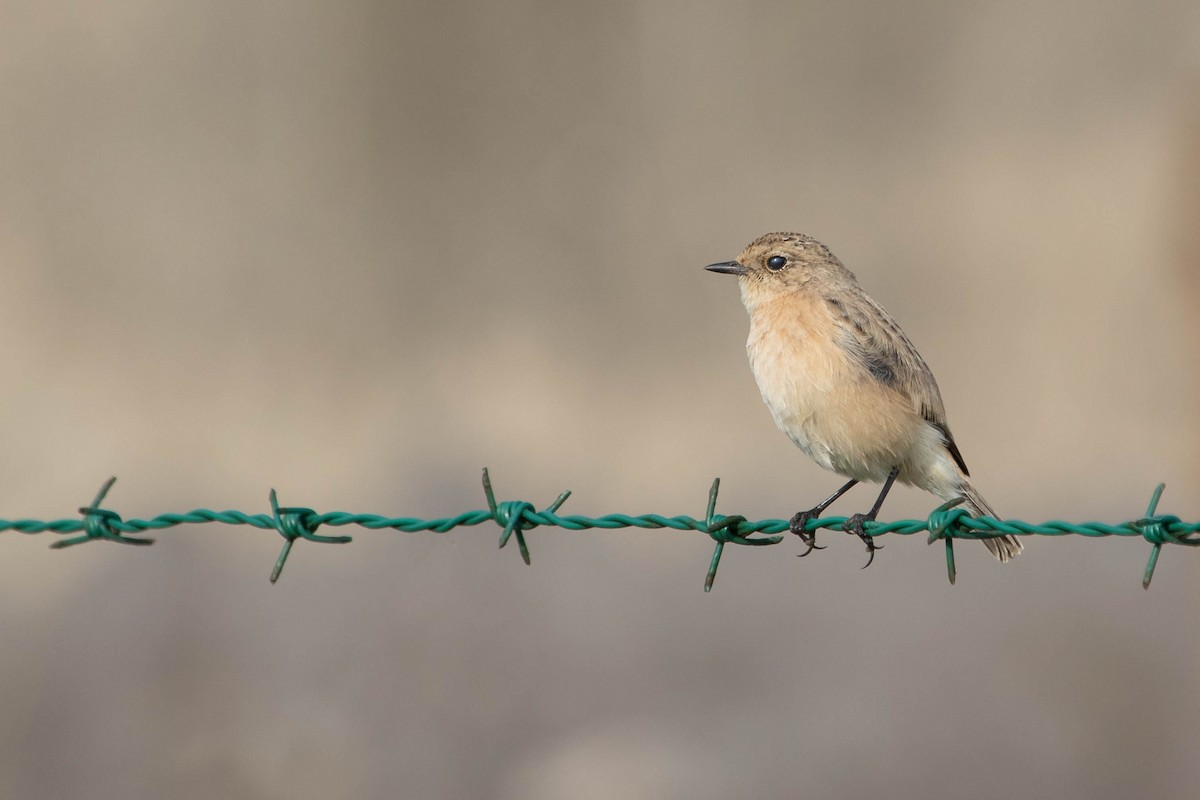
[2,1,1199,798]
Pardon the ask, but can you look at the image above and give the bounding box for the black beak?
[705,260,747,276]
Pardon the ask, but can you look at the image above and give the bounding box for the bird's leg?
[844,467,900,569]
[790,478,859,557]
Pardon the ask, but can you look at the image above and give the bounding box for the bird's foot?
[789,509,827,557]
[843,513,883,569]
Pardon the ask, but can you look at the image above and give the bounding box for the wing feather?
[825,289,969,476]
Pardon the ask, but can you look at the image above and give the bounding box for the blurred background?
[2,1,1199,797]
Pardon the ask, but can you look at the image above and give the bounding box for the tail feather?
[958,481,1023,563]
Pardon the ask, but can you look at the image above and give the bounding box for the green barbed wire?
[1,470,1196,590]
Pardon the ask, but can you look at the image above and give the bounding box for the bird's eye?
[766,255,787,271]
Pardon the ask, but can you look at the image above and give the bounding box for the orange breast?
[746,291,924,480]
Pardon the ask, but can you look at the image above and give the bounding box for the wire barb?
[1132,484,1196,590]
[268,489,352,584]
[703,478,784,592]
[49,477,154,549]
[926,497,967,585]
[481,468,571,565]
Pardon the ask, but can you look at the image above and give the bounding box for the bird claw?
[789,509,827,557]
[843,512,883,569]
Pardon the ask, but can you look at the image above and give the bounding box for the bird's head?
[706,232,850,308]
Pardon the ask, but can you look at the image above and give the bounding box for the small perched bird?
[706,232,1021,566]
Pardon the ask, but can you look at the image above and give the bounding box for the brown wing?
[825,288,970,476]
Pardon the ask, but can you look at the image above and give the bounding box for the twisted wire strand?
[4,510,1195,538]
[1,471,1194,589]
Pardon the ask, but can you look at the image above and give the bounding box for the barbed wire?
[1,470,1195,590]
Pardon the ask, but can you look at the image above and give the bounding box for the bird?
[705,232,1021,567]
